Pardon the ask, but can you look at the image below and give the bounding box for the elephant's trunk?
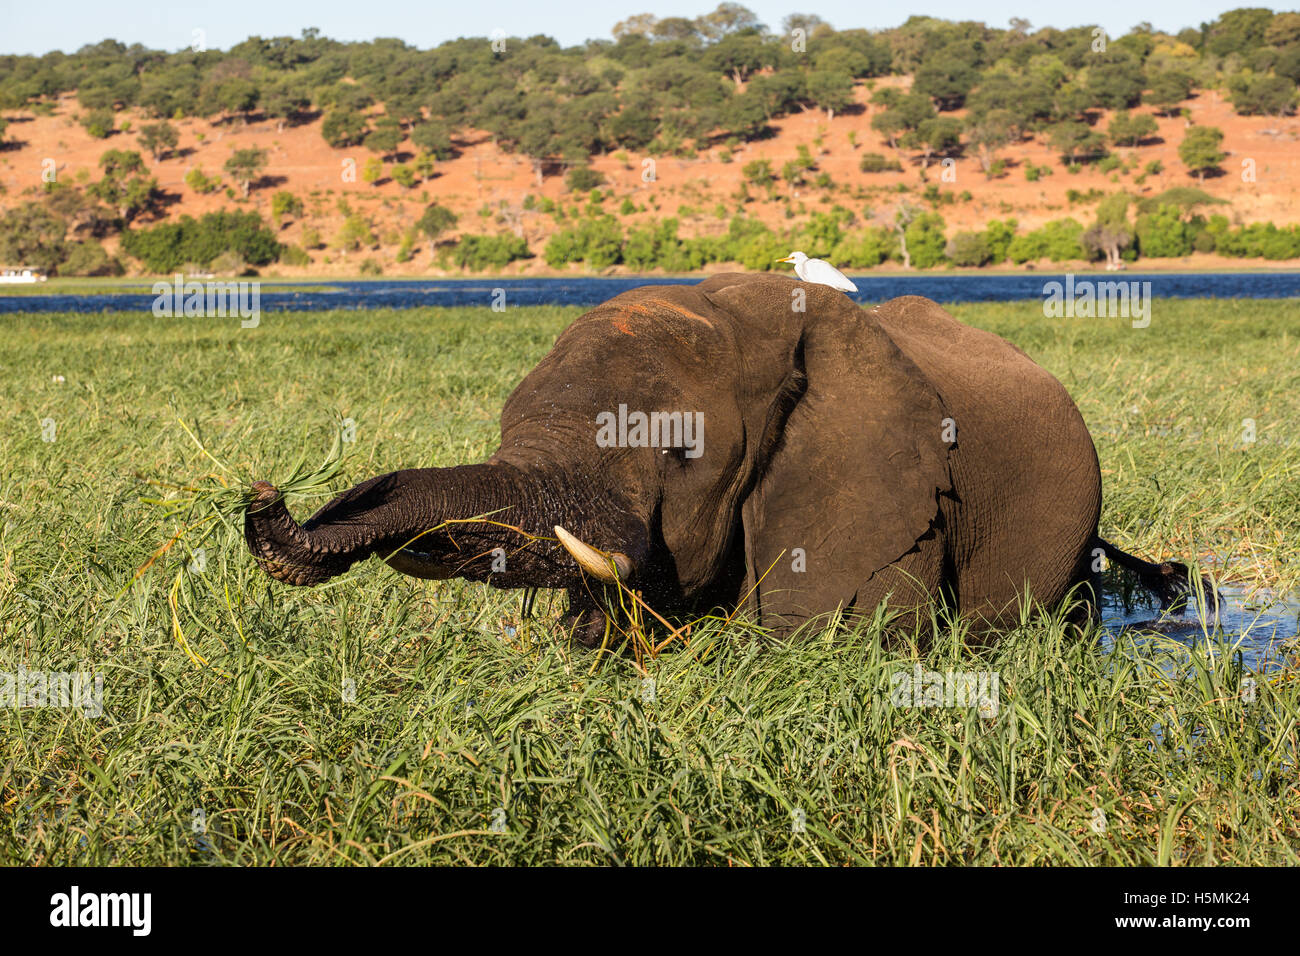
[244,461,644,589]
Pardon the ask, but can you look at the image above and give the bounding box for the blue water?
[1101,584,1300,673]
[4,271,1300,313]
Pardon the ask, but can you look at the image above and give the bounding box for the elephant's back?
[870,295,1102,621]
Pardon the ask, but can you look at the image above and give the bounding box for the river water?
[4,271,1300,313]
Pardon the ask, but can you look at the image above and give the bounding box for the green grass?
[1,298,1297,865]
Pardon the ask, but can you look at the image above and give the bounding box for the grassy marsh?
[1,298,1297,865]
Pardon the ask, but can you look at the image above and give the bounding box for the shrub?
[451,234,531,271]
[859,153,902,173]
[904,213,948,268]
[210,250,249,276]
[983,219,1018,263]
[59,240,122,276]
[1215,221,1300,259]
[120,210,281,272]
[947,231,993,267]
[80,109,115,139]
[185,167,222,194]
[270,190,304,225]
[1227,74,1297,116]
[544,216,623,269]
[280,244,311,267]
[829,229,891,269]
[742,159,775,187]
[391,164,416,189]
[565,166,605,192]
[1135,205,1195,257]
[1007,218,1085,263]
[321,110,368,148]
[334,213,377,252]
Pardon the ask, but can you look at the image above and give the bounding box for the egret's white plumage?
[776,251,858,292]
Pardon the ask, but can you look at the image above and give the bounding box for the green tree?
[137,121,178,161]
[364,117,403,159]
[224,147,268,198]
[804,71,855,121]
[411,121,454,160]
[871,92,934,148]
[334,213,376,252]
[695,3,764,41]
[1081,193,1134,268]
[966,110,1015,177]
[1135,203,1194,257]
[1147,69,1193,115]
[321,110,368,148]
[903,116,963,169]
[1227,74,1297,116]
[912,44,981,110]
[1084,51,1146,110]
[742,158,774,188]
[120,210,281,271]
[261,78,311,133]
[1108,111,1158,148]
[413,151,437,181]
[270,190,304,226]
[967,73,1054,139]
[947,231,992,266]
[79,108,115,139]
[0,203,67,273]
[1205,8,1275,57]
[417,203,458,260]
[207,76,260,125]
[566,166,606,192]
[185,167,222,195]
[704,31,774,87]
[1048,121,1107,164]
[904,212,948,268]
[391,164,416,189]
[1178,126,1225,182]
[87,149,161,222]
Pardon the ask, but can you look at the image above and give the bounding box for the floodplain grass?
[0,298,1297,865]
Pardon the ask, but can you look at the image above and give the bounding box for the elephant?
[244,273,1199,644]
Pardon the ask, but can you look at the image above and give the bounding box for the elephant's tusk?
[554,525,632,583]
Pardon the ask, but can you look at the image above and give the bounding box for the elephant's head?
[244,274,954,641]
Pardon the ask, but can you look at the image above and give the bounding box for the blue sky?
[1,0,1258,55]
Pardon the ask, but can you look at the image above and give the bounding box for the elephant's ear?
[731,291,953,626]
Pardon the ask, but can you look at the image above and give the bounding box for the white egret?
[776,251,858,292]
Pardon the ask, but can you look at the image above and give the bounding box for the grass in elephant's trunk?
[137,411,697,675]
[2,299,1297,865]
[134,413,581,675]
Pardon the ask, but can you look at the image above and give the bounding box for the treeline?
[2,7,1298,178]
[8,196,1300,277]
[0,203,284,275]
[439,193,1300,271]
[532,200,1300,272]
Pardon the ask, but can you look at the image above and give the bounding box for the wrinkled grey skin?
[246,274,1190,645]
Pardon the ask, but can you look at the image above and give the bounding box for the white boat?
[0,267,48,284]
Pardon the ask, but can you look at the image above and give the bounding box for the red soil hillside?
[2,78,1299,276]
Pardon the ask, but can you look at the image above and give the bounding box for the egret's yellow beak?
[775,256,793,263]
